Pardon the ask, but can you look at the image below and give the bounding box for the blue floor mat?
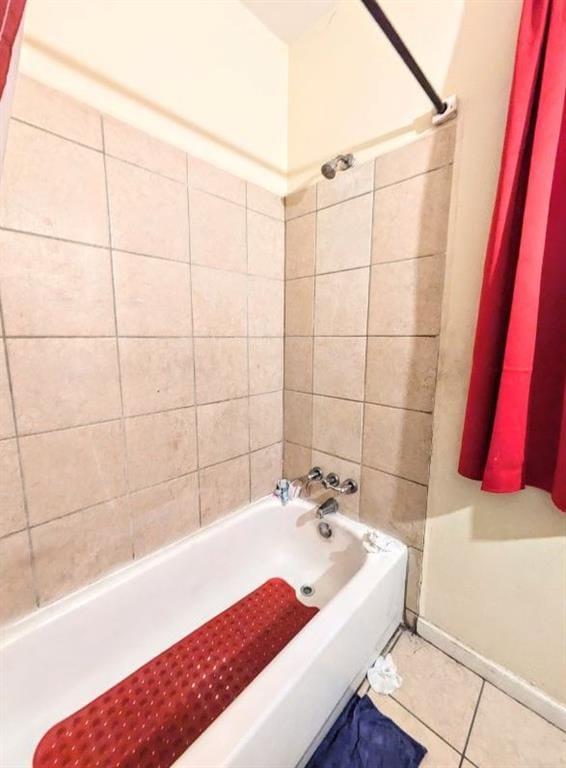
[306,694,427,768]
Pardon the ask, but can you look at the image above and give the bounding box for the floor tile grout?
[458,679,485,768]
[388,693,465,756]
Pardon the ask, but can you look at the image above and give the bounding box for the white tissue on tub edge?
[367,654,402,694]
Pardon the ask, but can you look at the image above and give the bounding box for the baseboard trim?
[417,617,566,732]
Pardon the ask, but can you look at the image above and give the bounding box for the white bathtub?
[0,496,406,768]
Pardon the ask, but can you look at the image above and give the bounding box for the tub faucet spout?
[316,498,339,518]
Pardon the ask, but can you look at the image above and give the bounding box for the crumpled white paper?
[367,654,403,694]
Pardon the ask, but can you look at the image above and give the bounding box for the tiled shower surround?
[283,125,455,624]
[0,76,284,623]
[0,75,454,629]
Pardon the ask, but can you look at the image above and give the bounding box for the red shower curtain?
[0,0,25,99]
[459,0,566,512]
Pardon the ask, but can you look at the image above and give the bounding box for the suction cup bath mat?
[33,578,318,768]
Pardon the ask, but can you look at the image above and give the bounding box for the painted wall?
[289,0,566,703]
[18,0,288,193]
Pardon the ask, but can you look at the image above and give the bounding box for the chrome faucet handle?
[307,466,323,482]
[322,472,340,489]
[336,478,358,495]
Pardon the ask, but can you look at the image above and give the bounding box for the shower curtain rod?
[359,0,453,120]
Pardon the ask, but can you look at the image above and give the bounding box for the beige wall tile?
[373,166,452,263]
[0,230,115,336]
[374,124,455,189]
[103,115,186,181]
[363,404,432,485]
[249,391,282,450]
[197,398,249,467]
[251,443,283,498]
[0,531,36,625]
[190,190,246,272]
[249,338,283,395]
[0,439,26,537]
[8,338,121,433]
[312,395,362,462]
[285,337,313,392]
[20,421,127,525]
[391,632,482,751]
[406,547,422,614]
[317,160,374,209]
[368,255,444,336]
[313,337,366,400]
[13,75,103,149]
[248,277,284,337]
[114,252,192,336]
[284,391,312,447]
[0,121,108,245]
[200,455,250,526]
[315,268,369,336]
[466,683,566,768]
[120,338,194,416]
[366,337,438,412]
[106,156,189,262]
[0,341,15,439]
[126,408,197,491]
[368,694,461,768]
[285,186,316,220]
[188,156,246,205]
[191,266,247,337]
[286,213,315,279]
[194,338,248,404]
[247,211,284,279]
[316,194,372,273]
[32,499,131,604]
[311,449,361,518]
[285,277,314,336]
[130,473,199,558]
[247,183,284,220]
[360,466,426,548]
[284,442,312,479]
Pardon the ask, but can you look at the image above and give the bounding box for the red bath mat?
[33,578,318,768]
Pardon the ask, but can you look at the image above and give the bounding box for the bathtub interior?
[0,497,375,767]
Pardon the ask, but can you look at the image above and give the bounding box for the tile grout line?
[359,166,377,517]
[284,386,434,415]
[0,440,285,543]
[3,334,286,340]
[307,184,318,465]
[0,295,41,607]
[0,227,286,278]
[458,679,485,768]
[284,251,445,281]
[389,693,465,757]
[6,390,283,442]
[284,439,429,489]
[100,114,135,561]
[9,116,286,223]
[285,159,454,223]
[186,154,203,528]
[244,183,253,503]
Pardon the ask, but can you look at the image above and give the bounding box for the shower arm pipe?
[359,0,448,116]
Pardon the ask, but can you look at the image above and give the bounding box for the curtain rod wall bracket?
[432,95,458,126]
[360,0,458,126]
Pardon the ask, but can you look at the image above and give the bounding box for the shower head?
[321,153,355,180]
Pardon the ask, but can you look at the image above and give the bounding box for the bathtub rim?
[0,494,401,648]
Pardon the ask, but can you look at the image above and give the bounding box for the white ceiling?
[241,0,337,44]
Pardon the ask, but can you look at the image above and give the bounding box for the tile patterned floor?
[359,631,566,768]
